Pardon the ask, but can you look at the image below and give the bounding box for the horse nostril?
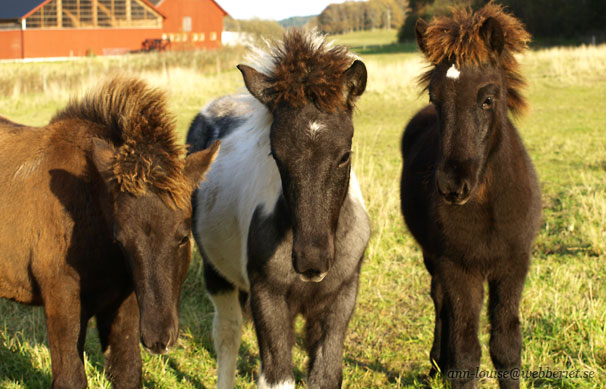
[436,172,449,196]
[141,329,175,355]
[460,181,470,197]
[303,269,322,279]
[152,340,170,354]
[299,269,328,283]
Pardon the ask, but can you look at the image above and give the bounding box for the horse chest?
[247,190,369,296]
[436,196,528,261]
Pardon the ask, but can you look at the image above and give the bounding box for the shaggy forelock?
[419,3,530,116]
[52,77,190,209]
[246,29,357,112]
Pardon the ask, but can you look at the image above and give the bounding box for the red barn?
[0,0,228,60]
[151,0,227,50]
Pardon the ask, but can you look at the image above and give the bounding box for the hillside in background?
[279,15,316,28]
[223,16,284,44]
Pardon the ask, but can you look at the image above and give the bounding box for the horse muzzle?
[291,229,335,283]
[299,271,328,283]
[140,312,179,354]
[436,168,473,206]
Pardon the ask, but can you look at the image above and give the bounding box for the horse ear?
[237,64,273,106]
[415,18,429,56]
[344,60,367,105]
[91,138,116,186]
[480,17,505,54]
[184,139,221,190]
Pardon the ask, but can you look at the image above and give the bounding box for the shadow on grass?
[167,357,209,389]
[593,160,606,171]
[0,303,107,387]
[0,340,50,388]
[344,356,431,387]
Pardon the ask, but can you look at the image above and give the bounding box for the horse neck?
[483,116,531,199]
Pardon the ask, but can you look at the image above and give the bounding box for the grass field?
[0,30,605,388]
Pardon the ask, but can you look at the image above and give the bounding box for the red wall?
[156,0,225,50]
[0,28,162,59]
[24,28,162,57]
[0,30,23,59]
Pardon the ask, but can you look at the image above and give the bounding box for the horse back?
[186,95,250,155]
[0,114,26,128]
[400,104,440,249]
[190,94,272,291]
[401,104,438,160]
[0,119,112,304]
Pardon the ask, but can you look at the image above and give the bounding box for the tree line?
[223,0,605,44]
[315,0,409,34]
[223,16,284,43]
[398,0,606,43]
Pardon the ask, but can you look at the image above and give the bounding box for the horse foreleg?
[96,292,142,389]
[250,284,295,389]
[205,261,243,389]
[424,252,446,377]
[488,259,528,389]
[429,272,446,377]
[43,284,88,389]
[439,261,484,389]
[304,274,359,389]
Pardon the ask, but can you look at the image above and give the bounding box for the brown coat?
[0,77,219,388]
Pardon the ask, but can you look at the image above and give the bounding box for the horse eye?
[482,97,494,110]
[179,235,190,246]
[338,151,351,168]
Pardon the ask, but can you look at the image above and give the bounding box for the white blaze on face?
[307,121,325,140]
[446,64,460,79]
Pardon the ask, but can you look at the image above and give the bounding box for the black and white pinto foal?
[187,30,370,388]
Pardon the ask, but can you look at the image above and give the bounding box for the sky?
[217,0,359,21]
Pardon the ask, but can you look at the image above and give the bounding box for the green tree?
[398,0,483,42]
[398,0,606,43]
[224,17,284,44]
[318,0,408,34]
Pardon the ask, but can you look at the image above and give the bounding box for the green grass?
[329,29,418,55]
[1,43,605,388]
[330,29,399,47]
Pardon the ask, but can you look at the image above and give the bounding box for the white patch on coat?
[13,156,42,180]
[204,94,255,118]
[307,121,325,140]
[210,290,243,389]
[446,64,460,79]
[191,93,369,293]
[192,93,279,291]
[258,374,295,389]
[348,171,366,211]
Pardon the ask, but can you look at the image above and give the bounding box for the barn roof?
[0,0,167,20]
[210,0,229,16]
[0,0,45,19]
[151,0,228,16]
